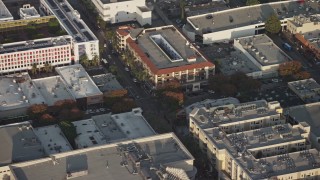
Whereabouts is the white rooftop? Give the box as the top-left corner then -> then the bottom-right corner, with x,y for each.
72,119 -> 106,148
55,64 -> 102,99
33,125 -> 73,155
19,4 -> 40,19
236,34 -> 291,66
93,108 -> 156,142
33,76 -> 75,106
0,0 -> 13,21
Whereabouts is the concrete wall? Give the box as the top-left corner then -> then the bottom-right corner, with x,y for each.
136,7 -> 152,26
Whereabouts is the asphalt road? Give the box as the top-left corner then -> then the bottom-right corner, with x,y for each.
268,33 -> 320,82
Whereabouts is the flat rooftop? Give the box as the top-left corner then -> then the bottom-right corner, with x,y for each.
56,64 -> 102,99
288,78 -> 320,101
93,108 -> 156,142
0,73 -> 46,111
204,122 -> 318,179
72,119 -> 106,148
190,99 -> 282,129
135,26 -> 212,70
219,50 -> 261,76
19,6 -> 40,18
33,125 -> 72,155
236,34 -> 290,66
0,122 -> 45,166
33,76 -> 74,106
44,0 -> 97,42
0,0 -> 13,21
11,133 -> 195,180
92,74 -> 124,93
185,1 -> 229,17
0,36 -> 71,54
288,102 -> 320,137
100,0 -> 131,4
187,0 -> 320,34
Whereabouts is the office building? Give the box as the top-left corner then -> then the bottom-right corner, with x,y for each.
122,25 -> 215,91
91,0 -> 151,25
1,133 -> 197,180
183,0 -> 320,44
288,78 -> 320,103
234,34 -> 291,77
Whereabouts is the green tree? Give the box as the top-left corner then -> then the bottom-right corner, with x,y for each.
43,62 -> 52,73
246,0 -> 260,6
79,54 -> 90,67
91,55 -> 100,66
179,0 -> 186,20
265,14 -> 282,34
109,65 -> 118,74
31,63 -> 38,75
59,121 -> 77,148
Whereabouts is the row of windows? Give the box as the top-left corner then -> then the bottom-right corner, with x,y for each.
1,60 -> 69,70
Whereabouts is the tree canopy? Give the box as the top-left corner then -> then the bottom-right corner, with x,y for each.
279,61 -> 302,76
265,14 -> 282,34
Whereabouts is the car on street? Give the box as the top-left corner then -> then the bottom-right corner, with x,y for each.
108,55 -> 112,59
176,19 -> 181,24
133,78 -> 138,83
125,67 -> 130,72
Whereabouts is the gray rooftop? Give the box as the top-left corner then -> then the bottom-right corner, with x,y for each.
19,6 -> 40,18
288,102 -> 320,137
184,1 -> 229,17
44,0 -> 97,42
0,0 -> 13,21
72,119 -> 106,148
33,125 -> 73,155
219,50 -> 261,76
137,26 -> 210,69
288,78 -> 320,102
0,73 -> 46,111
11,133 -> 195,180
0,36 -> 72,55
289,14 -> 320,27
236,34 -> 290,66
190,99 -> 282,129
93,108 -> 156,142
55,64 -> 102,99
0,122 -> 45,166
33,76 -> 75,106
92,74 -> 124,93
187,0 -> 320,34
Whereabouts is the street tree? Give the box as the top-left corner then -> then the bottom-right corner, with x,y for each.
79,54 -> 90,67
265,14 -> 282,34
31,63 -> 38,75
279,61 -> 302,76
294,71 -> 311,80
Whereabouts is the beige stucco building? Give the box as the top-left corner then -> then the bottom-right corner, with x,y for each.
189,98 -> 320,180
287,15 -> 320,35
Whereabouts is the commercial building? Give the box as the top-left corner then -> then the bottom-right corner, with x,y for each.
288,78 -> 320,103
0,73 -> 46,119
287,102 -> 320,151
3,133 -> 196,180
32,76 -> 75,106
40,0 -> 99,61
234,34 -> 291,77
91,0 -> 151,25
92,73 -> 127,97
73,108 -> 156,148
184,1 -> 228,17
55,64 -> 103,107
33,125 -> 73,155
0,0 -> 13,21
189,98 -> 320,179
287,14 -> 320,35
123,25 -> 215,91
19,4 -> 40,19
0,122 -> 45,167
183,0 -> 320,44
218,50 -> 262,78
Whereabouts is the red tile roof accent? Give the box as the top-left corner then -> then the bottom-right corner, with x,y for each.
116,26 -> 133,36
126,38 -> 215,75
